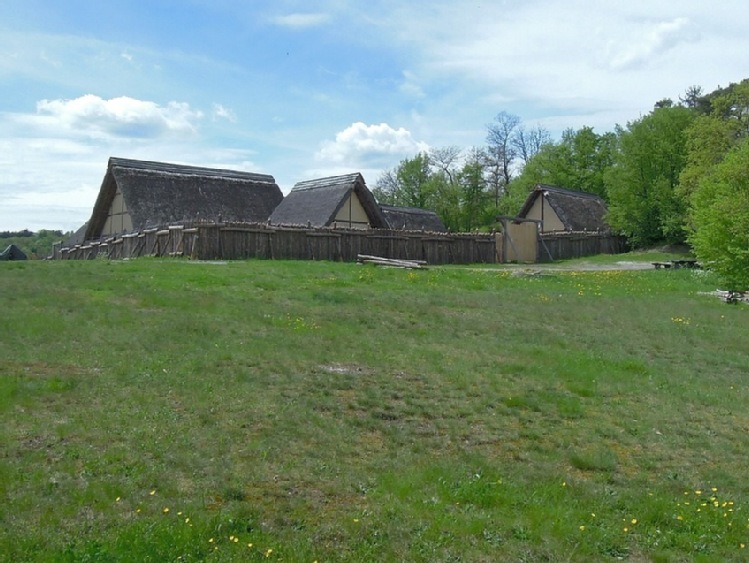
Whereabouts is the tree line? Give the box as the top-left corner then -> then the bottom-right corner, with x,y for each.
1,229 -> 70,258
372,113 -> 552,232
373,78 -> 749,288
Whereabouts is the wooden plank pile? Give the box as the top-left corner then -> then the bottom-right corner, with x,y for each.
357,254 -> 427,269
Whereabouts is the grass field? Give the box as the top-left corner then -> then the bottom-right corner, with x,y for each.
2,254 -> 749,561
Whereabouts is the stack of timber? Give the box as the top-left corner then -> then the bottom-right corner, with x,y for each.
357,254 -> 427,269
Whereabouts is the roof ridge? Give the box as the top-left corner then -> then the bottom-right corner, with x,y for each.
292,172 -> 363,191
536,184 -> 603,200
108,157 -> 276,183
381,205 -> 437,215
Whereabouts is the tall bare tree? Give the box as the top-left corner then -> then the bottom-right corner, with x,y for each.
429,146 -> 462,185
372,168 -> 400,205
512,124 -> 551,164
485,111 -> 521,207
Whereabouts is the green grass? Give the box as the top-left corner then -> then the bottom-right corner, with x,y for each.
1,257 -> 748,561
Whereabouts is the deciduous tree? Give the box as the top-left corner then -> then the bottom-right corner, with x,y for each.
689,138 -> 749,289
605,107 -> 694,246
373,152 -> 435,209
485,111 -> 521,207
512,124 -> 551,165
457,148 -> 489,230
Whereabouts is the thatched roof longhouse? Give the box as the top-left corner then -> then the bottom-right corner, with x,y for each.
517,184 -> 609,232
380,205 -> 447,232
84,157 -> 283,241
269,173 -> 388,229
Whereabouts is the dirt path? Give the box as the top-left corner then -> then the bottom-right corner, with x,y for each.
520,260 -> 654,272
463,260 -> 655,273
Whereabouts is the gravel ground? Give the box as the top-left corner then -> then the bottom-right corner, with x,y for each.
494,260 -> 656,273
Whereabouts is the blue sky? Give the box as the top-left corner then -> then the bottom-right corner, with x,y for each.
1,0 -> 747,231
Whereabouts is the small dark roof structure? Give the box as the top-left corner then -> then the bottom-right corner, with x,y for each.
0,244 -> 27,261
380,205 -> 447,232
84,157 -> 283,240
269,173 -> 388,229
517,184 -> 609,232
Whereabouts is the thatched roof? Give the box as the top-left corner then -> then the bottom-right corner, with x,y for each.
84,157 -> 283,240
380,205 -> 447,232
269,173 -> 388,229
518,184 -> 609,232
0,244 -> 27,261
65,222 -> 88,247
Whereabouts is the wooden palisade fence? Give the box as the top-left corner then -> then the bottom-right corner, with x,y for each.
52,222 -> 626,264
538,231 -> 628,262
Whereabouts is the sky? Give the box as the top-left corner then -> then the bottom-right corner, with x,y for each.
1,0 -> 747,232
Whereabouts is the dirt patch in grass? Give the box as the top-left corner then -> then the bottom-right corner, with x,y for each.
320,363 -> 372,376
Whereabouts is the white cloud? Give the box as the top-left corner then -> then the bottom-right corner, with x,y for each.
36,95 -> 203,139
608,17 -> 698,71
308,122 -> 431,185
272,13 -> 330,29
316,122 -> 430,166
0,97 -> 260,231
212,103 -> 237,123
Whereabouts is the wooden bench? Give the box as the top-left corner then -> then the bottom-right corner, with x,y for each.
653,259 -> 700,270
671,259 -> 699,269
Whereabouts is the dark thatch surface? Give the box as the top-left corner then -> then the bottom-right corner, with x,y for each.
518,184 -> 610,232
84,157 -> 283,240
65,222 -> 88,247
380,205 -> 447,232
269,173 -> 388,229
0,244 -> 27,260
